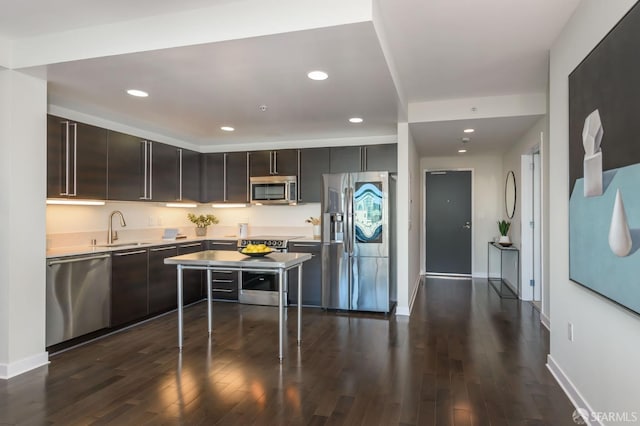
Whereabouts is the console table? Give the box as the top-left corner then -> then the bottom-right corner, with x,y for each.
487,242 -> 519,298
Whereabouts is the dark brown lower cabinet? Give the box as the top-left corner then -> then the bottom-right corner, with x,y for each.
148,245 -> 179,315
178,242 -> 204,304
210,270 -> 239,301
111,248 -> 149,327
287,242 -> 322,306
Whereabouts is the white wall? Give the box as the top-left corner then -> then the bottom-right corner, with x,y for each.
0,70 -> 48,378
0,37 -> 10,69
501,116 -> 546,248
549,0 -> 640,418
502,117 -> 547,303
420,155 -> 502,277
395,123 -> 421,315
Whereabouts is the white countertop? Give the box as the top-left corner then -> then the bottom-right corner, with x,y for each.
46,235 -> 319,259
45,236 -> 214,258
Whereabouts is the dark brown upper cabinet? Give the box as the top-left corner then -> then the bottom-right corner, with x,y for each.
151,145 -> 201,202
108,132 -> 198,202
201,151 -> 248,203
180,149 -> 201,203
329,144 -> 397,173
225,151 -> 249,203
299,148 -> 330,203
201,153 -> 224,203
47,115 -> 108,199
363,143 -> 397,173
249,149 -> 299,177
329,146 -> 362,173
107,131 -> 145,201
151,142 -> 179,202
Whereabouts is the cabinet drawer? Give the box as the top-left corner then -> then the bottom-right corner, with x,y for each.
208,270 -> 239,301
287,242 -> 321,254
208,240 -> 238,251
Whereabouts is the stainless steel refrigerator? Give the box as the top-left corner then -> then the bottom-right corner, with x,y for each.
321,171 -> 395,313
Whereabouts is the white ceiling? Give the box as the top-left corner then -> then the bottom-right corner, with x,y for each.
1,0 -> 581,154
410,116 -> 542,157
44,23 -> 398,147
0,0 -> 236,38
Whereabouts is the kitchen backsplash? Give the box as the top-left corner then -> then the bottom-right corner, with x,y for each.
46,201 -> 321,248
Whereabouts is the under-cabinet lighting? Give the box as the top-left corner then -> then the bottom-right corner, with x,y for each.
46,199 -> 106,206
463,128 -> 475,133
349,117 -> 363,124
458,149 -> 467,153
211,203 -> 248,208
165,203 -> 197,208
221,126 -> 235,132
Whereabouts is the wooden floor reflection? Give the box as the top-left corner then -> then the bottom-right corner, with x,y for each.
0,277 -> 577,425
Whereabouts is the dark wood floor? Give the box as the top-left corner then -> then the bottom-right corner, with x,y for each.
0,277 -> 577,425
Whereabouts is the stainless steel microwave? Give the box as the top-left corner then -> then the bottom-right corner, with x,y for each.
250,176 -> 297,205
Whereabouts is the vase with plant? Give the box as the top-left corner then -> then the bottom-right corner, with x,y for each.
306,217 -> 321,239
497,220 -> 511,245
188,213 -> 219,236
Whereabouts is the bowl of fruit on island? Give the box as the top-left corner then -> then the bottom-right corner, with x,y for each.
239,243 -> 273,257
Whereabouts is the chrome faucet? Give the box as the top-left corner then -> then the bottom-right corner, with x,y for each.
108,210 -> 127,244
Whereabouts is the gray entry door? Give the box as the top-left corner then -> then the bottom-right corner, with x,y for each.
425,170 -> 472,275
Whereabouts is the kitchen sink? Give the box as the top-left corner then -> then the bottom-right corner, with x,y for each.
97,242 -> 152,248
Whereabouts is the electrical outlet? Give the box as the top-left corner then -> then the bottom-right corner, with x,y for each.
158,216 -> 163,226
568,322 -> 574,341
148,216 -> 155,226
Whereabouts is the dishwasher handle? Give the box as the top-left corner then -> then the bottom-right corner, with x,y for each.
48,253 -> 111,266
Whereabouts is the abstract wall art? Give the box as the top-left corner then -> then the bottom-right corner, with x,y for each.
569,1 -> 640,315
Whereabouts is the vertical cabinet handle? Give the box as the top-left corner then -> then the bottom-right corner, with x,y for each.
60,121 -> 70,196
273,151 -> 278,175
223,153 -> 228,201
70,123 -> 78,196
297,149 -> 301,201
149,141 -> 153,200
59,121 -> 78,197
178,148 -> 183,201
140,141 -> 148,200
268,151 -> 272,175
139,141 -> 153,200
246,152 -> 250,202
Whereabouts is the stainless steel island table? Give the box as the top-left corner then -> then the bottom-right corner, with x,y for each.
164,250 -> 312,361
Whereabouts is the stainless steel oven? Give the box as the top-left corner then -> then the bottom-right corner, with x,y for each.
238,236 -> 300,306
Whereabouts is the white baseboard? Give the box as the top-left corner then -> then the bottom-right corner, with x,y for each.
396,275 -> 422,317
547,355 -> 603,426
541,312 -> 550,331
0,351 -> 49,380
396,306 -> 410,316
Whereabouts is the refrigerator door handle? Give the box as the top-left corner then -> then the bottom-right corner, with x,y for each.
344,187 -> 351,254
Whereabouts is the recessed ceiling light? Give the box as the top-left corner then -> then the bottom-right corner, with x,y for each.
307,70 -> 328,81
458,149 -> 467,153
464,128 -> 475,133
126,89 -> 148,97
349,117 -> 363,124
221,126 -> 235,132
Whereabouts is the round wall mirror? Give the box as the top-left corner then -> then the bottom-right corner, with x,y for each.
505,170 -> 516,219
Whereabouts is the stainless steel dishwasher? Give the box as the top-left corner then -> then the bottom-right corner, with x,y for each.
46,253 -> 112,346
